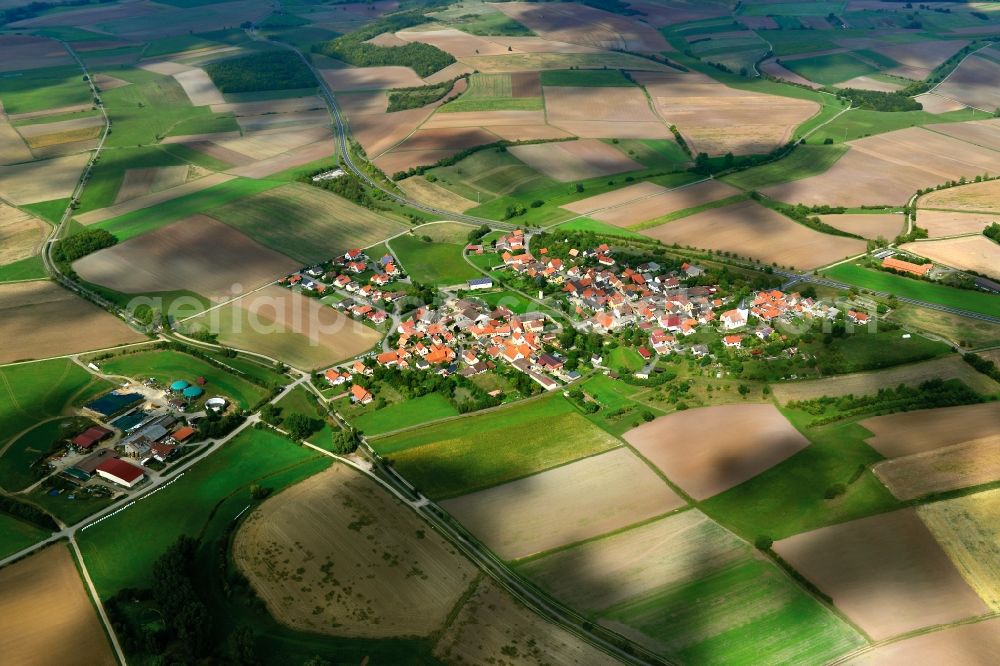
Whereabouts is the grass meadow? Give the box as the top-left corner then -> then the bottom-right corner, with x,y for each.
0,66 -> 92,114
390,234 -> 480,285
350,392 -> 459,436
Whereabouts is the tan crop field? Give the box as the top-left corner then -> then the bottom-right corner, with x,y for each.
903,236 -> 1000,278
934,55 -> 1000,111
235,109 -> 330,132
397,176 -> 478,212
567,179 -> 738,227
0,203 -> 47,265
0,118 -> 33,164
16,115 -> 103,140
774,508 -> 988,641
624,403 -> 809,500
510,139 -> 642,181
876,39 -> 968,79
23,126 -> 101,150
76,173 -> 234,225
844,618 -> 1000,666
396,28 -> 512,57
641,199 -> 865,269
73,214 -> 298,301
562,180 -> 669,215
321,65 -> 424,91
760,59 -> 822,88
493,2 -> 669,53
375,127 -> 499,173
874,434 -> 1000,501
919,488 -> 1000,611
214,126 -> 332,162
210,96 -> 324,116
441,448 -> 683,560
925,118 -> 1000,152
172,67 -> 226,106
234,463 -> 475,637
0,154 -> 89,205
0,545 -> 116,666
488,124 -> 574,141
544,85 -> 671,139
375,149 -> 456,175
113,165 -> 188,204
424,109 -> 546,128
913,210 -> 995,237
0,35 -> 72,71
434,577 -> 614,666
227,138 -> 337,179
818,213 -> 904,239
771,356 -> 1000,403
919,177 -> 1000,214
194,285 -> 382,370
914,92 -> 966,114
862,402 -> 1000,458
0,281 -> 146,363
837,76 -> 902,92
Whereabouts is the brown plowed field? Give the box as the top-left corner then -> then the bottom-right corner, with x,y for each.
876,39 -> 967,80
396,28 -> 511,57
474,36 -> 603,54
0,281 -> 145,363
423,109 -> 546,128
874,434 -> 1000,500
441,448 -> 682,560
844,618 -> 1000,665
912,210 -> 994,237
934,55 -> 1000,111
861,402 -> 1000,458
919,176 -> 1000,213
624,403 -> 808,500
926,119 -> 1000,152
818,213 -> 903,239
320,65 -> 424,91
423,61 -> 475,85
510,139 -> 642,181
493,2 -> 670,53
73,214 -> 298,301
366,31 -> 407,47
488,124 -> 575,141
113,165 -> 188,204
629,0 -> 728,27
641,199 -> 866,269
75,173 -> 234,225
210,96 -> 324,116
914,92 -> 966,114
760,59 -> 823,88
234,463 -> 476,638
0,202 -> 46,265
226,138 -> 337,178
568,179 -> 740,227
510,71 -> 541,97
903,236 -> 1000,278
0,35 -> 72,71
0,545 -> 116,666
375,127 -> 498,173
337,91 -> 438,158
544,85 -> 671,138
0,118 -> 33,165
0,154 -> 89,205
375,148 -> 459,175
774,509 -> 988,641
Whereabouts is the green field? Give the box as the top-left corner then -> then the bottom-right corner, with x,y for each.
0,417 -> 91,492
477,289 -> 537,314
608,346 -> 645,373
99,350 -> 269,409
374,394 -> 621,499
93,178 -> 282,241
824,263 -> 1000,318
0,513 -> 50,560
0,66 -> 92,114
782,53 -> 878,85
557,217 -> 648,238
351,392 -> 459,436
804,329 -> 950,374
76,146 -> 188,213
390,234 -> 480,285
0,255 -> 47,283
580,374 -> 643,412
540,69 -> 635,87
143,34 -> 223,58
608,139 -> 690,170
806,107 -> 980,144
741,1 -> 845,16
440,72 -> 543,113
723,145 -> 849,191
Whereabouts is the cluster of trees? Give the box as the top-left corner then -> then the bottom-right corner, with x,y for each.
833,88 -> 922,112
260,403 -> 325,440
387,76 -> 465,112
985,221 -> 1000,243
204,51 -> 316,93
308,169 -> 374,208
467,224 -> 490,243
0,0 -> 109,25
313,9 -> 455,77
693,141 -> 796,176
359,365 -> 502,414
964,352 -> 1000,383
0,496 -> 58,531
196,412 -> 245,440
53,228 -> 117,263
751,194 -> 863,239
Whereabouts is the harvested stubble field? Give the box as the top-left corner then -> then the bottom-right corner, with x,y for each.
16,114 -> 103,148
818,213 -> 904,239
925,119 -> 1000,153
771,356 -> 1000,403
641,199 -> 866,269
395,27 -> 512,57
874,434 -> 1000,500
862,402 -> 1000,458
509,139 -> 642,182
520,510 -> 864,664
914,92 -> 967,114
764,127 -> 1000,207
632,70 -> 818,156
396,176 -> 477,212
441,448 -> 683,561
624,403 -> 809,500
212,125 -> 333,162
543,85 -> 671,139
434,576 -> 614,665
73,214 -> 298,302
0,281 -> 145,364
234,463 -> 476,638
919,488 -> 1000,611
836,75 -> 902,92
919,177 -> 1000,214
171,67 -> 225,106
0,545 -> 116,666
911,210 -> 995,237
845,617 -> 1000,666
934,55 -> 1000,112
903,236 -> 1000,278
775,508 -> 988,640
492,2 -> 670,53
113,165 -> 188,203
566,179 -> 739,227
0,154 -> 89,205
320,65 -> 424,92
194,285 -> 381,370
207,182 -> 407,264
75,173 -> 234,226
0,203 -> 47,266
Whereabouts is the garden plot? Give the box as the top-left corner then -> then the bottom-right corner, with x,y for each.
862,402 -> 1000,458
543,85 -> 671,139
565,179 -> 738,227
845,618 -> 1000,666
771,356 -> 1000,403
441,448 -> 683,560
0,35 -> 72,72
509,139 -> 641,181
903,235 -> 1000,278
918,176 -> 1000,214
113,165 -> 188,204
320,65 -> 424,91
775,508 -> 989,640
0,281 -> 145,364
0,545 -> 116,666
818,213 -> 904,239
234,463 -> 476,638
624,404 -> 809,500
641,199 -> 865,269
874,434 -> 1000,500
73,214 -> 298,301
934,55 -> 1000,111
0,154 -> 89,205
75,172 -> 234,225
0,203 -> 46,266
493,2 -> 670,52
